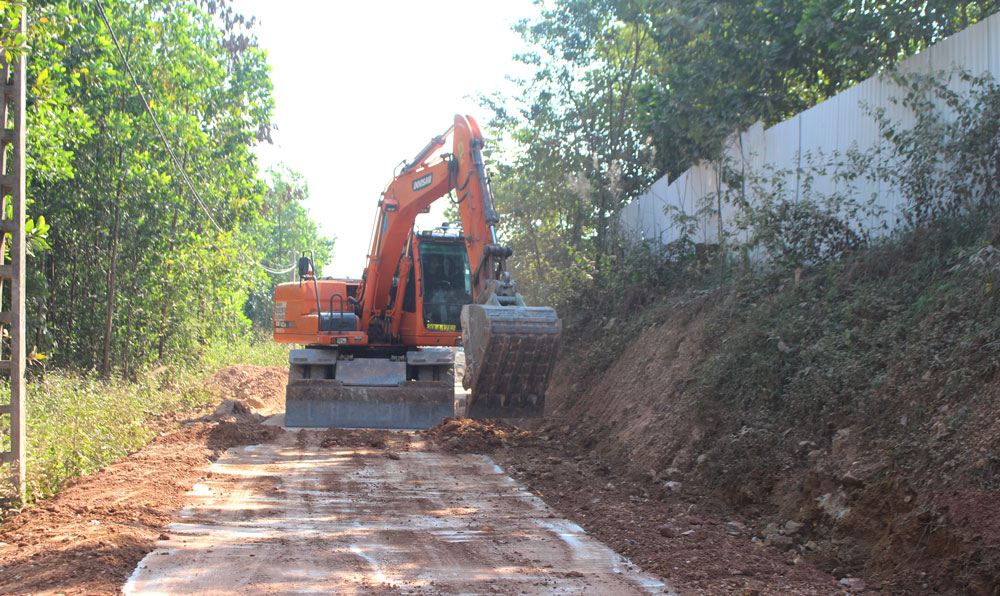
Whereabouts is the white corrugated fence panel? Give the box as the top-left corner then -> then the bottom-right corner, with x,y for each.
617,11 -> 1000,258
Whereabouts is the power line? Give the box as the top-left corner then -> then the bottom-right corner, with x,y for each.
93,0 -> 296,276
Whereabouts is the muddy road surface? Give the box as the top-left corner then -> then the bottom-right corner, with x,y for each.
124,428 -> 672,596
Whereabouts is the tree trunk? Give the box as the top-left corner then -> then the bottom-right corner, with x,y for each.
122,304 -> 133,379
157,205 -> 180,360
64,236 -> 80,341
101,197 -> 122,378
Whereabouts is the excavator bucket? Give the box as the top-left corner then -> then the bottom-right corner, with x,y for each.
460,304 -> 562,418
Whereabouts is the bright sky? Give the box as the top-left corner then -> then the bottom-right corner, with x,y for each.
234,0 -> 538,277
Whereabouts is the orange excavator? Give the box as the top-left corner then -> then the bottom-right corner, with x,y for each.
272,115 -> 561,428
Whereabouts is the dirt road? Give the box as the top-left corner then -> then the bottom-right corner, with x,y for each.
0,366 -> 847,595
123,426 -> 673,595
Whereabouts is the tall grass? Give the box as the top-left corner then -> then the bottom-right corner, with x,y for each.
200,335 -> 289,369
0,336 -> 289,509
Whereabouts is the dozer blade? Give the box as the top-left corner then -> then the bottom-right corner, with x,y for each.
461,304 -> 561,418
286,380 -> 454,429
284,349 -> 455,429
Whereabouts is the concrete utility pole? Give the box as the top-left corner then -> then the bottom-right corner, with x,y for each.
0,6 -> 28,503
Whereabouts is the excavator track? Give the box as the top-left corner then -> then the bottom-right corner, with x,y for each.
461,304 -> 561,418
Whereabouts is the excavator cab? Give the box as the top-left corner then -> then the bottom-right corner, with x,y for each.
416,237 -> 473,332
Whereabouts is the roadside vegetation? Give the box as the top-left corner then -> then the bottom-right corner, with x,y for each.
0,0 -> 334,374
0,336 -> 288,509
483,0 -> 997,308
550,190 -> 1000,593
0,0 -> 328,507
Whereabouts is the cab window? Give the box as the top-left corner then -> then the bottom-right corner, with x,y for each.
419,241 -> 472,331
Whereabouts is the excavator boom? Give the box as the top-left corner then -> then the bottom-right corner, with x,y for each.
273,115 -> 561,428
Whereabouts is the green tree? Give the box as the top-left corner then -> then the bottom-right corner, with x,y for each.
243,165 -> 335,329
483,0 -> 659,303
637,0 -> 1000,178
484,0 -> 999,305
18,0 -> 332,375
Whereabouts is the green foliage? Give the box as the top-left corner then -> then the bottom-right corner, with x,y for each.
691,218 -> 1000,496
874,70 -> 1000,229
200,330 -> 289,369
17,0 -> 332,374
636,0 -> 999,178
483,0 -> 998,308
0,2 -> 28,63
724,71 -> 1000,269
16,371 -> 206,501
482,0 -> 659,305
243,166 -> 335,328
721,147 -> 887,269
554,237 -> 708,374
554,68 -> 1000,502
0,1 -> 326,504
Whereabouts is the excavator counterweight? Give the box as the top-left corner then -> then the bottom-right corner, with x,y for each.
273,115 -> 561,429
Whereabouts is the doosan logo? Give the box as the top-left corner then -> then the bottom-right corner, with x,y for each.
412,174 -> 433,191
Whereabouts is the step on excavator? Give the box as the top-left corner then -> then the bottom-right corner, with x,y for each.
272,114 -> 561,428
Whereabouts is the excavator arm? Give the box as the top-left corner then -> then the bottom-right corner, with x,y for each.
360,115 -> 507,320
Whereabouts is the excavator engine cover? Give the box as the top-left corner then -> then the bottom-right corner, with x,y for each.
461,304 -> 561,418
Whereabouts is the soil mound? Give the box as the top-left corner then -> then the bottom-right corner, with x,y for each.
423,417 -> 534,453
208,420 -> 283,452
202,365 -> 287,416
315,428 -> 415,458
317,428 -> 395,449
544,275 -> 1000,594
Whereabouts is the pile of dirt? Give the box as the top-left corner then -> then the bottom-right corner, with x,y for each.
545,295 -> 713,478
423,417 -> 535,453
0,366 -> 288,596
208,420 -> 283,451
315,428 -> 415,459
202,365 -> 288,417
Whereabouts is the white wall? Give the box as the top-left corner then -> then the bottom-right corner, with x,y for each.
619,12 -> 1000,246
